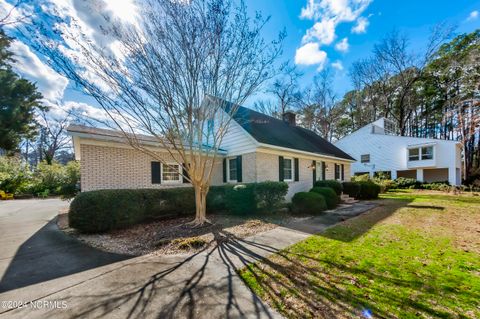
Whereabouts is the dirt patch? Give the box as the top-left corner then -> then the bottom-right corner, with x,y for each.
61,214 -> 289,256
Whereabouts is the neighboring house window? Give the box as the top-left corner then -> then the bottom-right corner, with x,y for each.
334,164 -> 340,180
283,157 -> 293,181
162,163 -> 181,183
360,154 -> 370,163
408,148 -> 420,161
228,158 -> 237,182
421,146 -> 433,160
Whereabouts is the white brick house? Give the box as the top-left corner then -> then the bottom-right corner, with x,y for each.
68,101 -> 355,200
334,118 -> 462,185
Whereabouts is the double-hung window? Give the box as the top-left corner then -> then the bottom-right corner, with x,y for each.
283,158 -> 293,181
228,158 -> 237,182
162,163 -> 181,183
421,146 -> 433,160
408,148 -> 420,161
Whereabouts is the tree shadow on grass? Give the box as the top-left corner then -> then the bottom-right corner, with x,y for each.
56,220 -> 478,319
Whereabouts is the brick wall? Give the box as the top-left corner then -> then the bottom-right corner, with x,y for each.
80,144 -> 223,191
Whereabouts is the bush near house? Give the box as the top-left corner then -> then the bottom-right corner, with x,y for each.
313,180 -> 343,196
291,192 -> 327,214
309,187 -> 338,209
342,181 -> 381,200
69,181 -> 289,232
70,188 -> 196,233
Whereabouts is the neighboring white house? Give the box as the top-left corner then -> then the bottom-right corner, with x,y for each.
68,97 -> 355,200
335,118 -> 462,185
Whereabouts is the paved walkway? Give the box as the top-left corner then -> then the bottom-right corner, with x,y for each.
0,200 -> 376,319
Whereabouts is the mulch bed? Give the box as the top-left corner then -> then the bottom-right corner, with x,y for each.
59,213 -> 292,256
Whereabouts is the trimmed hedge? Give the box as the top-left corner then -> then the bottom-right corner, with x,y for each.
69,181 -> 289,232
291,192 -> 327,214
69,189 -> 195,233
310,187 -> 338,209
313,180 -> 342,195
342,181 -> 380,200
394,177 -> 421,189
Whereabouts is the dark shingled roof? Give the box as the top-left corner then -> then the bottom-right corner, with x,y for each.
228,103 -> 355,161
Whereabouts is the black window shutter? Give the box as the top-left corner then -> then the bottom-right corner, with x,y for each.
335,164 -> 339,180
222,158 -> 227,183
182,163 -> 190,183
279,156 -> 284,181
341,164 -> 345,181
151,161 -> 161,184
312,160 -> 316,184
236,155 -> 242,182
294,158 -> 299,181
322,162 -> 326,180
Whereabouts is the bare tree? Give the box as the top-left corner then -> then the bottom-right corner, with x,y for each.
37,106 -> 76,165
268,62 -> 303,115
297,69 -> 340,141
27,0 -> 283,225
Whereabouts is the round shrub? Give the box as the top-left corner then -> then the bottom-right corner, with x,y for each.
291,192 -> 327,214
313,180 -> 343,195
342,182 -> 361,198
225,184 -> 256,215
310,187 -> 338,209
357,181 -> 381,199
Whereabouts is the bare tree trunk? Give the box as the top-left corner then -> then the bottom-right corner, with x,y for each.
192,182 -> 209,225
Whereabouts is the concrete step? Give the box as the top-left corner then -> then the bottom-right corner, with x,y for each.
340,193 -> 359,204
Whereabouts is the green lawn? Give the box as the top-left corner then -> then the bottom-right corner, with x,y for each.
239,191 -> 480,318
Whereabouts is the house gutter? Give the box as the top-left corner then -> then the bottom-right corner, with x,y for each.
256,143 -> 356,163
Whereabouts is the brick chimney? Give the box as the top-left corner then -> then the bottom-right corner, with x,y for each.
282,111 -> 296,126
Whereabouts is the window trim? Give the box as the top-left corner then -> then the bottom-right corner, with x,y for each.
283,157 -> 294,182
408,148 -> 420,161
161,163 -> 182,184
421,146 -> 434,160
227,157 -> 238,182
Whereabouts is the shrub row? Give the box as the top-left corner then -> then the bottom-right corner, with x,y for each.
313,180 -> 342,195
310,187 -> 338,209
69,181 -> 288,233
342,181 -> 381,199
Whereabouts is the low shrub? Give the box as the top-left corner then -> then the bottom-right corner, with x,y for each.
69,188 -> 195,233
69,181 -> 289,232
342,181 -> 381,200
342,181 -> 361,198
225,184 -> 256,215
351,174 -> 370,182
372,178 -> 396,193
254,181 -> 288,211
356,181 -> 381,199
394,177 -> 421,189
291,192 -> 327,214
313,180 -> 342,195
420,182 -> 450,191
310,187 -> 338,209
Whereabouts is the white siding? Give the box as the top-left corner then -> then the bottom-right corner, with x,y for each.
335,120 -> 462,185
217,110 -> 257,156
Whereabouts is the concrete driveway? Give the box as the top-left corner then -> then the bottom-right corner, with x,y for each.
0,198 -> 376,318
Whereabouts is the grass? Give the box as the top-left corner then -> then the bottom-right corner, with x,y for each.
238,191 -> 480,318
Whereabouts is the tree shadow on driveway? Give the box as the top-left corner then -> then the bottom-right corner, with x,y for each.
0,217 -> 132,293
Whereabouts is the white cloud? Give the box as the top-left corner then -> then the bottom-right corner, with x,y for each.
466,10 -> 479,21
295,42 -> 327,70
9,40 -> 69,102
303,18 -> 336,45
335,37 -> 349,52
331,60 -> 344,70
297,0 -> 371,69
352,16 -> 369,33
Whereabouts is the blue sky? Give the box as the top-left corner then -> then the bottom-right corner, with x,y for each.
1,0 -> 479,115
